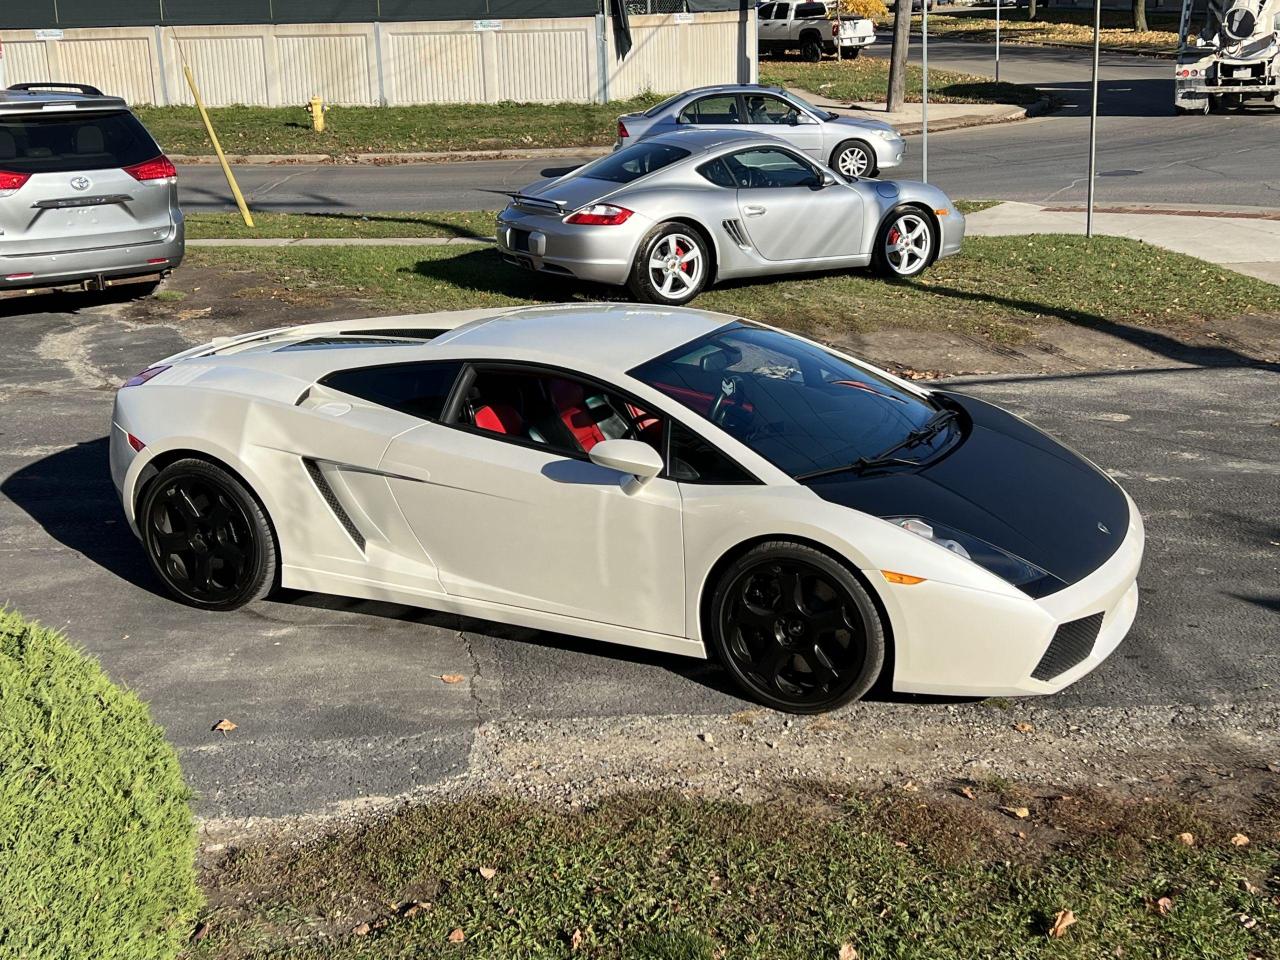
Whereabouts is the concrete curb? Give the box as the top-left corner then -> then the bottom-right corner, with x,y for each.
170,96 -> 1049,166
188,236 -> 493,247
894,29 -> 1177,59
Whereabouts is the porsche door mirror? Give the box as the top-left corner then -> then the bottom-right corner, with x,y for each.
589,438 -> 665,492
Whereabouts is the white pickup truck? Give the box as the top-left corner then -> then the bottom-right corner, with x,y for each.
757,1 -> 877,61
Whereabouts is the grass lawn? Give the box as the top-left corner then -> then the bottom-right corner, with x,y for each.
186,234 -> 1280,344
888,8 -> 1180,55
192,785 -> 1279,959
760,59 -> 1039,105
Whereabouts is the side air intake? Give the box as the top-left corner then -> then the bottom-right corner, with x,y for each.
1031,613 -> 1104,681
303,459 -> 366,551
722,219 -> 750,248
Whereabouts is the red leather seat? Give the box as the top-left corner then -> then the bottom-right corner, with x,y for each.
549,379 -> 606,452
474,403 -> 524,436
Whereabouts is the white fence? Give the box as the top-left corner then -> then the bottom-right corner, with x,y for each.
0,10 -> 756,107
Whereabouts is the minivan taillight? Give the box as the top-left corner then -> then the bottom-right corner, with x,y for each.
122,365 -> 170,387
0,170 -> 31,196
124,155 -> 177,183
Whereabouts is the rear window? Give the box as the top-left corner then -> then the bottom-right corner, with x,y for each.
579,142 -> 691,184
0,110 -> 161,174
319,360 -> 464,422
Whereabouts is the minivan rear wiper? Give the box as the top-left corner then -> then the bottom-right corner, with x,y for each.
795,409 -> 959,481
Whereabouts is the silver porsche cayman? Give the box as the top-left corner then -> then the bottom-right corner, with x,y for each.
496,129 -> 965,306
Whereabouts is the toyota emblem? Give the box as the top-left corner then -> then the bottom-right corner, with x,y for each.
70,176 -> 91,191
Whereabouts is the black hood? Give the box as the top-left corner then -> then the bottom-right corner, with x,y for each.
803,392 -> 1129,590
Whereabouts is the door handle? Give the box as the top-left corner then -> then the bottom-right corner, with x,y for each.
743,205 -> 767,217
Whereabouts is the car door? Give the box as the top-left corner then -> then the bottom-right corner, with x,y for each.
724,146 -> 865,262
737,93 -> 824,160
379,363 -> 686,637
759,1 -> 791,42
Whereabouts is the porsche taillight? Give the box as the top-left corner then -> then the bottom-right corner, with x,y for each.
565,204 -> 634,226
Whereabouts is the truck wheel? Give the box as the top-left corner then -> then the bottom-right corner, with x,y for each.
801,36 -> 823,61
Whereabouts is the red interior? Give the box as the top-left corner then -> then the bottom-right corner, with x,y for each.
550,379 -> 606,452
473,403 -> 524,435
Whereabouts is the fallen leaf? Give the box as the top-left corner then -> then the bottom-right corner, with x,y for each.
893,840 -> 908,848
1239,914 -> 1257,930
400,900 -> 430,918
1049,909 -> 1077,939
1241,878 -> 1260,895
838,945 -> 858,960
438,674 -> 466,684
1014,722 -> 1036,733
352,922 -> 371,936
191,921 -> 210,942
448,927 -> 465,942
1000,805 -> 1030,820
570,928 -> 584,951
901,780 -> 919,793
211,718 -> 237,734
958,786 -> 977,801
1176,832 -> 1196,846
479,866 -> 497,880
1154,896 -> 1173,915
1231,833 -> 1251,847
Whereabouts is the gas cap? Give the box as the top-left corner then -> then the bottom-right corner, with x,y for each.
876,182 -> 901,199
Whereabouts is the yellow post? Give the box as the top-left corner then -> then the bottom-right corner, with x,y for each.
307,96 -> 326,133
183,65 -> 253,228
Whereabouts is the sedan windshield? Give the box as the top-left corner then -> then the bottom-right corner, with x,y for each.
630,324 -> 954,478
575,142 -> 691,184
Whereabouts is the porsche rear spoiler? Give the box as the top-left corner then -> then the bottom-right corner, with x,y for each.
507,193 -> 567,214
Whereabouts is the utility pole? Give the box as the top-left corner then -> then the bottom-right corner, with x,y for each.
922,0 -> 929,182
994,0 -> 1001,82
1086,0 -> 1101,237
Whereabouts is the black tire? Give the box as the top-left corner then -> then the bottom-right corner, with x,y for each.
626,221 -> 711,305
871,206 -> 938,279
708,541 -> 885,713
842,47 -> 861,60
800,35 -> 823,62
831,139 -> 877,180
138,458 -> 278,611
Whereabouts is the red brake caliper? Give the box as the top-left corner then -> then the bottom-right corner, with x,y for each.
888,227 -> 900,245
675,243 -> 690,273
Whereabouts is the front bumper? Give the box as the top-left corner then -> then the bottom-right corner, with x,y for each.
937,206 -> 966,259
885,491 -> 1144,697
872,136 -> 906,171
495,207 -> 649,286
0,223 -> 184,295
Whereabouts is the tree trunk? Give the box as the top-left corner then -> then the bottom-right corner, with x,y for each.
1027,0 -> 1038,21
886,0 -> 912,113
1131,0 -> 1148,31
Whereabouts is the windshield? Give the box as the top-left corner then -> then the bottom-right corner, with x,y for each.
630,324 -> 951,478
574,142 -> 691,184
778,90 -> 836,122
0,110 -> 161,174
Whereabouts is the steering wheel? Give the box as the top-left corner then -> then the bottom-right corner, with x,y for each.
708,375 -> 750,428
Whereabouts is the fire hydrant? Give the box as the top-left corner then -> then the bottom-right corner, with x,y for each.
305,96 -> 327,133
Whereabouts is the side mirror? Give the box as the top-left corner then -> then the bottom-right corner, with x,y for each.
820,171 -> 839,188
589,439 -> 665,492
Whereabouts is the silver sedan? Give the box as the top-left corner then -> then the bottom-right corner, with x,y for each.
616,84 -> 905,180
496,129 -> 964,306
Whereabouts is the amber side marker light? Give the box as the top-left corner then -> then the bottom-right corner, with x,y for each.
881,571 -> 926,585
933,208 -> 950,217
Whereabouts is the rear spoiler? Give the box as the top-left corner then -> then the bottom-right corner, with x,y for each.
507,193 -> 567,214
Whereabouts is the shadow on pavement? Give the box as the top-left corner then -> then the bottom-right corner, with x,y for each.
0,283 -> 159,319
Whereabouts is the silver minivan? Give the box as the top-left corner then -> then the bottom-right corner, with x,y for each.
0,82 -> 183,298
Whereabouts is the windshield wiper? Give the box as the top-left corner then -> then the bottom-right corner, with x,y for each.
795,409 -> 959,481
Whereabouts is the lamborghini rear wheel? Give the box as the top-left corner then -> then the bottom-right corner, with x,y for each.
139,458 -> 278,611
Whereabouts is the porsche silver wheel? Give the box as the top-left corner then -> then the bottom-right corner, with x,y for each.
878,211 -> 934,278
642,230 -> 706,303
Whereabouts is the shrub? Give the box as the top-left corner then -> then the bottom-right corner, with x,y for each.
837,0 -> 890,19
0,610 -> 201,959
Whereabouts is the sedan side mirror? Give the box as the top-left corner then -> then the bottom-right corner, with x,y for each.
821,171 -> 839,188
589,439 -> 665,492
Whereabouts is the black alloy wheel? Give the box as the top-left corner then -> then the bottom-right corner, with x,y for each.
139,459 -> 277,611
710,542 -> 885,712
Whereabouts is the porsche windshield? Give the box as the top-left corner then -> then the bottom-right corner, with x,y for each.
630,324 -> 954,478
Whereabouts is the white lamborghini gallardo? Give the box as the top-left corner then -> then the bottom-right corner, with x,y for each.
110,305 -> 1144,713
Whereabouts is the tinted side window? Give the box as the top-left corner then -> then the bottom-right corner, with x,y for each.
320,361 -> 463,421
773,2 -> 791,17
668,421 -> 756,484
696,158 -> 736,188
0,111 -> 162,174
580,142 -> 691,183
757,2 -> 776,18
723,148 -> 819,189
678,95 -> 741,125
795,2 -> 829,17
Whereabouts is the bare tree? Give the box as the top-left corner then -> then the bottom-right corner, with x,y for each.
886,0 -> 911,112
1132,0 -> 1148,31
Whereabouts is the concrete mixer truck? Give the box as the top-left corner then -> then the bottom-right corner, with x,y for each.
1175,0 -> 1280,112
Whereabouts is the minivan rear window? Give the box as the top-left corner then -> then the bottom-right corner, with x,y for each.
578,142 -> 691,184
0,111 -> 162,174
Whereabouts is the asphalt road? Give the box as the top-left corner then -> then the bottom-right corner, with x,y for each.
0,300 -> 1276,819
176,39 -> 1280,214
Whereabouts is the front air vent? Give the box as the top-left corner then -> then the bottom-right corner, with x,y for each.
722,218 -> 750,248
303,459 -> 365,551
1031,612 -> 1105,681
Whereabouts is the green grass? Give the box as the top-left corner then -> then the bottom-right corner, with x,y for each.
185,210 -> 498,240
884,8 -> 1181,55
761,59 -> 1039,105
139,98 -> 661,157
954,198 -> 1002,215
186,234 -> 1280,344
192,787 -> 1279,959
0,609 -> 201,959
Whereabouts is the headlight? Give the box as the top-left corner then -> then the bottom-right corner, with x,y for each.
871,128 -> 901,141
887,516 -> 1064,597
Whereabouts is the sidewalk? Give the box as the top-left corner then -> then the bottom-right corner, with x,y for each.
785,86 -> 1051,135
965,201 -> 1280,285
